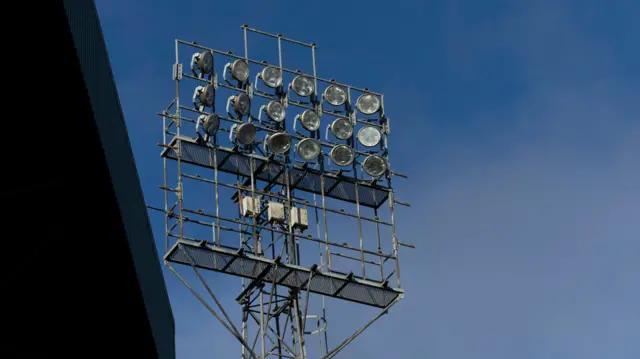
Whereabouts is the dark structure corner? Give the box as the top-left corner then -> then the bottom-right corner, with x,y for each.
3,1 -> 175,358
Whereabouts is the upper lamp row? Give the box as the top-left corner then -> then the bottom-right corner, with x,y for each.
192,52 -> 382,116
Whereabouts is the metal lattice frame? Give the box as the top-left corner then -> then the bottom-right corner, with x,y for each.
149,25 -> 413,359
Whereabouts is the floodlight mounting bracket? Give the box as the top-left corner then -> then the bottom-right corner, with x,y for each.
172,63 -> 183,80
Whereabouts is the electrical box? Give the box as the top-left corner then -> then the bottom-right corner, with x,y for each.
241,195 -> 262,217
289,207 -> 308,230
267,201 -> 285,224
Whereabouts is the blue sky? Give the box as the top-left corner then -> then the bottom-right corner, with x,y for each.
95,0 -> 639,358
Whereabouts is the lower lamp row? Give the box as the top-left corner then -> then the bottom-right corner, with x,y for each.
197,114 -> 388,178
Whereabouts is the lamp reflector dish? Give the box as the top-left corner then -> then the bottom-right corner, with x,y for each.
197,51 -> 213,74
199,85 -> 215,107
292,76 -> 315,97
356,93 -> 380,115
266,100 -> 285,122
300,110 -> 320,131
330,118 -> 353,140
323,85 -> 346,106
330,145 -> 355,166
230,59 -> 249,82
357,126 -> 382,147
296,138 -> 321,161
267,133 -> 292,154
202,114 -> 220,135
236,122 -> 256,145
362,155 -> 387,177
233,93 -> 251,116
261,66 -> 283,88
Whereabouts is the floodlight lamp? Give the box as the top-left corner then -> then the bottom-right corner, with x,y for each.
362,155 -> 387,178
235,122 -> 256,145
291,75 -> 315,97
196,51 -> 213,74
266,100 -> 285,122
267,132 -> 291,154
323,85 -> 346,106
201,114 -> 220,135
232,93 -> 251,116
230,59 -> 249,82
261,66 -> 283,88
296,138 -> 321,161
200,85 -> 215,107
330,118 -> 353,140
356,93 -> 380,115
357,126 -> 381,147
330,145 -> 355,167
300,110 -> 320,132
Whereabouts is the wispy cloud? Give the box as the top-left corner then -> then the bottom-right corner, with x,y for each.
378,2 -> 640,358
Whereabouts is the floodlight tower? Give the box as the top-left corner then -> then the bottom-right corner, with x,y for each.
150,25 -> 414,359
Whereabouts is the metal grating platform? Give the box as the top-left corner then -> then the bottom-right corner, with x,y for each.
161,136 -> 391,208
166,239 -> 403,308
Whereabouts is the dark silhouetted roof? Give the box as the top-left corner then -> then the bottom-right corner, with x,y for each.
3,1 -> 175,358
